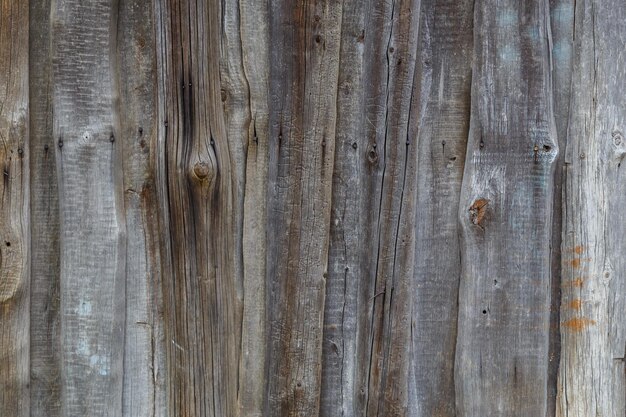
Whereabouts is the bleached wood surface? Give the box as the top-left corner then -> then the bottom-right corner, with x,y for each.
1,0 -> 624,416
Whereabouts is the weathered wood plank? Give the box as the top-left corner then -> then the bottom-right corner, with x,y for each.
455,1 -> 558,416
0,1 -> 29,416
411,1 -> 473,415
557,1 -> 626,415
154,0 -> 241,415
236,0 -> 271,414
51,0 -> 126,414
358,0 -> 422,416
319,0 -> 366,415
116,0 -> 167,415
547,0 -> 575,414
29,0 -> 61,415
264,0 -> 342,415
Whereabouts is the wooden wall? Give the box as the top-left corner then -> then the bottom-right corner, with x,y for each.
0,0 -> 622,415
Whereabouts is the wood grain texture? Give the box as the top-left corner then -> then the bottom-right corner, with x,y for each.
0,1 -> 29,416
117,0 -> 167,415
557,1 -> 626,415
236,0 -> 270,415
358,1 -> 422,416
547,0 -> 574,414
29,0 -> 61,416
320,0 -> 366,415
455,0 -> 558,416
411,1 -> 473,415
13,1 -> 626,416
154,0 -> 241,415
264,0 -> 342,415
51,0 -> 126,414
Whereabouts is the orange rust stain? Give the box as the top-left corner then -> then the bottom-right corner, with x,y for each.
569,257 -> 591,268
562,318 -> 595,332
573,245 -> 584,255
567,299 -> 582,310
562,278 -> 584,288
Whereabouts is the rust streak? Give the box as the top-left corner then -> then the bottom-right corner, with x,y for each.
562,318 -> 596,332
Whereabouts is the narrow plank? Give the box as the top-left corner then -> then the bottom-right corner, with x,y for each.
455,1 -> 558,416
116,0 -> 167,415
350,0 -> 396,414
154,0 -> 241,415
51,0 -> 126,414
0,1 -> 30,416
29,0 -> 61,415
358,0 -> 422,416
411,1 -> 473,415
547,0 -> 575,414
557,1 -> 626,415
264,0 -> 342,414
237,0 -> 271,414
319,0 -> 367,415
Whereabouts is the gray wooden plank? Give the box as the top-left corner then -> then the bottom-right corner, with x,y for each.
411,1 -> 473,415
51,0 -> 126,414
264,0 -> 342,415
29,0 -> 62,415
557,1 -> 626,415
455,1 -> 558,415
319,0 -> 367,415
153,0 -> 241,415
0,1 -> 30,416
237,0 -> 271,414
116,0 -> 167,415
547,0 -> 575,415
358,1 -> 423,416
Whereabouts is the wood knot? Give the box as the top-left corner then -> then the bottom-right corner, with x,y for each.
469,198 -> 489,226
193,162 -> 210,180
367,146 -> 378,164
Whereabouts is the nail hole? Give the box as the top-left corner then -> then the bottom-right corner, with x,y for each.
543,145 -> 552,152
5,241 -> 10,247
482,310 -> 487,315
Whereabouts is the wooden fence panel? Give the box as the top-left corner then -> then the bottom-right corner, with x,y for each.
1,1 -> 624,416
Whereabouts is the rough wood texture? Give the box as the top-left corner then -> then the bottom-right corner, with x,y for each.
557,0 -> 626,415
411,1 -> 473,415
0,1 -> 29,416
8,1 -> 626,416
320,0 -> 366,415
264,0 -> 342,415
455,1 -> 558,416
547,0 -> 574,414
236,0 -> 270,415
29,0 -> 61,416
358,1 -> 422,416
51,0 -> 126,414
154,0 -> 241,415
117,0 -> 167,415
